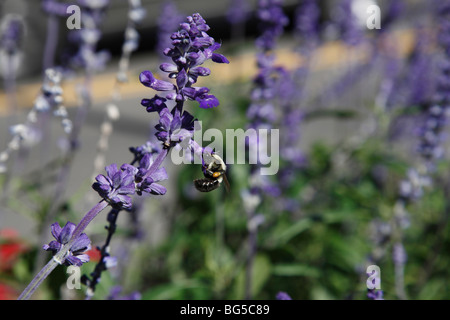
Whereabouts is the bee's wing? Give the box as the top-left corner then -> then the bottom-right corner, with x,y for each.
223,173 -> 230,193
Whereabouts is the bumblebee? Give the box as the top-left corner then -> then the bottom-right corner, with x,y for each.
194,153 -> 230,192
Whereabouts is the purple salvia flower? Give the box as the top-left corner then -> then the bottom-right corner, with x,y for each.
129,140 -> 160,164
242,2 -> 287,299
141,94 -> 169,113
417,2 -> 450,171
255,0 -> 288,52
333,0 -> 363,46
0,15 -> 24,55
43,222 -> 91,266
381,0 -> 404,31
398,168 -> 431,202
226,0 -> 250,26
155,108 -> 195,148
245,0 -> 287,197
393,242 -> 407,266
141,13 -> 229,111
66,0 -> 111,71
121,153 -> 169,196
294,0 -> 320,52
92,163 -> 136,209
140,70 -> 177,92
157,0 -> 183,63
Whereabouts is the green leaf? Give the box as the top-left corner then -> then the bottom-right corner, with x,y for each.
141,280 -> 206,300
232,254 -> 272,299
270,219 -> 313,246
272,264 -> 320,277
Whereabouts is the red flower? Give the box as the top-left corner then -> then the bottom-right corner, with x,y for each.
0,229 -> 28,272
86,247 -> 101,263
0,283 -> 17,300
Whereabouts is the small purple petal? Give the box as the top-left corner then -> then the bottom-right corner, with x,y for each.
139,70 -> 176,91
50,222 -> 62,240
65,255 -> 85,267
190,66 -> 211,76
71,233 -> 91,253
197,94 -> 219,108
151,167 -> 168,182
176,69 -> 189,89
212,53 -> 230,64
58,222 -> 76,244
147,183 -> 167,195
159,63 -> 178,73
105,163 -> 119,179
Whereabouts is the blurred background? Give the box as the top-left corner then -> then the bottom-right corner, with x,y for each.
0,0 -> 449,300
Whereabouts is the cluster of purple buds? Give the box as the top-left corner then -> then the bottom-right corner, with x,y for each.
0,68 -> 71,173
140,13 -> 229,149
35,68 -> 72,134
68,0 -> 110,71
248,0 -> 287,126
0,14 -> 24,55
41,0 -> 71,16
294,0 -> 320,52
92,155 -> 169,210
417,1 -> 450,171
255,0 -> 288,52
333,0 -> 363,46
398,168 -> 431,202
43,222 -> 91,266
116,0 -> 146,82
156,0 -> 183,64
226,0 -> 250,26
129,141 -> 160,164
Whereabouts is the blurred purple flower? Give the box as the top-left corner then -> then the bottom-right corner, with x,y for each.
276,291 -> 292,300
157,0 -> 183,62
255,0 -> 288,51
417,4 -> 450,170
107,286 -> 141,300
333,0 -> 363,46
0,15 -> 24,55
367,288 -> 384,300
295,0 -> 320,52
226,0 -> 250,25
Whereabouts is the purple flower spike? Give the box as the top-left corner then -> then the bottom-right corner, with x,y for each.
142,13 -> 228,113
92,163 -> 136,209
43,222 -> 91,267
